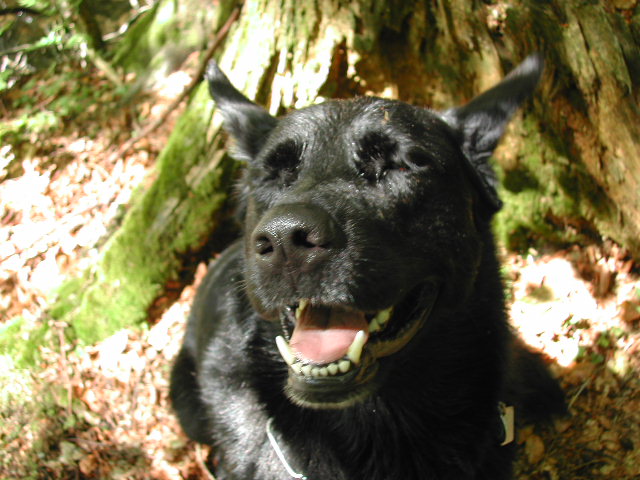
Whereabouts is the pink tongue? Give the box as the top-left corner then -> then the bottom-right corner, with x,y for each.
290,305 -> 368,364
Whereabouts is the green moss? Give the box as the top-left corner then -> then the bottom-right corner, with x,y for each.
493,115 -> 611,252
55,84 -> 239,346
0,317 -> 51,368
111,2 -> 160,70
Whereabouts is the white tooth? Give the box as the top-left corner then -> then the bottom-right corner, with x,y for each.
291,363 -> 302,375
319,367 -> 329,377
338,360 -> 351,373
311,367 -> 320,377
369,319 -> 380,333
369,307 -> 392,333
275,336 -> 295,365
296,299 -> 309,319
375,307 -> 392,325
301,364 -> 313,376
347,330 -> 367,365
328,363 -> 339,375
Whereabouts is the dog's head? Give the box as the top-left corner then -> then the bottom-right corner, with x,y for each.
207,56 -> 542,408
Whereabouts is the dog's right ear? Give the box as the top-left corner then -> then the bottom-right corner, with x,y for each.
441,54 -> 544,216
206,61 -> 277,161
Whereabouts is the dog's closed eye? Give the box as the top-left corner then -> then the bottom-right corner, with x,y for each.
355,131 -> 400,181
263,139 -> 303,185
405,147 -> 445,173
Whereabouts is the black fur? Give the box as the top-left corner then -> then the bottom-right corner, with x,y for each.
170,55 -> 566,479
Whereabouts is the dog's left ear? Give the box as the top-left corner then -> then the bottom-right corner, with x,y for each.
442,54 -> 544,215
206,61 -> 277,161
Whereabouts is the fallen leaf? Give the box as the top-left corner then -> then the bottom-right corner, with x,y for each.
525,434 -> 545,464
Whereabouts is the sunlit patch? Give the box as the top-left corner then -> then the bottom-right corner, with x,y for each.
507,255 -> 637,368
156,71 -> 192,100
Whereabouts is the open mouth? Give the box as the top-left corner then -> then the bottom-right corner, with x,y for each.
274,285 -> 438,408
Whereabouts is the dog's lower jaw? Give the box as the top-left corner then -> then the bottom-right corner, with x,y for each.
284,351 -> 380,409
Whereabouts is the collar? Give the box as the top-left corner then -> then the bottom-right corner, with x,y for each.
266,418 -> 309,480
499,402 -> 515,446
266,403 -> 515,479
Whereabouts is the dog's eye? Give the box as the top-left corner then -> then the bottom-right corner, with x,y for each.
406,147 -> 440,170
356,132 -> 399,182
263,140 -> 302,185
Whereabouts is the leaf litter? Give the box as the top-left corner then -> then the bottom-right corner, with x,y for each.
1,62 -> 639,479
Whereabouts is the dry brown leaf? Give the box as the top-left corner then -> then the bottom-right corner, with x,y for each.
525,434 -> 545,464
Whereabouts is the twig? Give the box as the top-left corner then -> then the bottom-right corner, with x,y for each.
567,377 -> 591,410
112,5 -> 242,161
0,43 -> 41,56
103,6 -> 153,42
54,321 -> 74,419
86,47 -> 124,87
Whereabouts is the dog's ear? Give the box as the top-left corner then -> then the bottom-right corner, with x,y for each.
206,61 -> 277,160
442,54 -> 544,214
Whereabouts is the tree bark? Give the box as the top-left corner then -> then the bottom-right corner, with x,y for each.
77,0 -> 105,51
58,0 -> 640,343
215,0 -> 640,258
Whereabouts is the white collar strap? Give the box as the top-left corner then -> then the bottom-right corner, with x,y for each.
266,417 -> 309,480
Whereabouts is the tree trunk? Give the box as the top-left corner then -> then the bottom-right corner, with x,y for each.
77,0 -> 105,51
58,0 -> 640,343
196,0 -> 640,258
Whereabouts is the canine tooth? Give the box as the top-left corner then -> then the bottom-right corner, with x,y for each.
338,360 -> 351,373
275,336 -> 295,365
291,363 -> 302,375
301,364 -> 313,376
328,363 -> 339,375
375,307 -> 392,325
295,299 -> 310,319
347,330 -> 367,365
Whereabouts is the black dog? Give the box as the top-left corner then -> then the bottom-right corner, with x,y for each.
170,55 -> 565,479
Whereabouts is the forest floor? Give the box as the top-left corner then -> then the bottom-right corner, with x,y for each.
1,62 -> 639,480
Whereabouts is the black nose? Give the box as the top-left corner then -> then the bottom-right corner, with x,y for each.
251,204 -> 343,273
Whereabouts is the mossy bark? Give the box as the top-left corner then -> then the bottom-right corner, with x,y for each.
218,0 -> 640,258
490,1 -> 640,256
57,84 -> 239,345
57,0 -> 640,345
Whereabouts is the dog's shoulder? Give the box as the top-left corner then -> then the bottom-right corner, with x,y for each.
185,241 -> 250,358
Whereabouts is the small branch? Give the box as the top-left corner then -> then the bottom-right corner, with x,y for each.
86,47 -> 124,87
77,0 -> 105,51
567,377 -> 591,410
0,7 -> 43,16
103,6 -> 152,42
0,42 -> 51,56
54,321 -> 74,419
113,5 -> 242,161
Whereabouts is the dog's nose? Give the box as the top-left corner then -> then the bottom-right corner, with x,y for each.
251,204 -> 343,272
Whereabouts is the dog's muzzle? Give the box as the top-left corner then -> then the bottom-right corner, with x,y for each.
249,203 -> 440,409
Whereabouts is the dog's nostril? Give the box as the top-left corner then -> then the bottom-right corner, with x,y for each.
292,229 -> 323,249
255,236 -> 274,256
